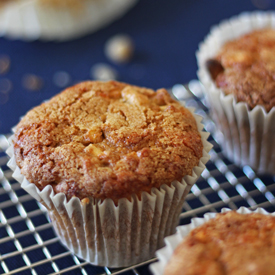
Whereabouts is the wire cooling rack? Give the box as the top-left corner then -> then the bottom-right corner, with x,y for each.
0,80 -> 275,275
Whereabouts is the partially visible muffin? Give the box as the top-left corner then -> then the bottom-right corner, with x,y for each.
0,0 -> 138,41
207,28 -> 275,112
197,12 -> 275,174
164,211 -> 275,275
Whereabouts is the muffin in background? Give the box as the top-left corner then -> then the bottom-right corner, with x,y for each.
0,0 -> 138,41
150,207 -> 275,275
206,28 -> 275,112
7,80 -> 212,267
197,11 -> 275,175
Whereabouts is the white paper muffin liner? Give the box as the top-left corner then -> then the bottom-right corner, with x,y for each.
150,206 -> 275,275
0,0 -> 138,41
197,11 -> 275,175
6,107 -> 212,267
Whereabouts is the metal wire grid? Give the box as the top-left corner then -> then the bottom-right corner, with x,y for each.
0,80 -> 274,275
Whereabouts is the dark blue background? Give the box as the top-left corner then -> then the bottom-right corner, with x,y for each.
0,0 -> 274,134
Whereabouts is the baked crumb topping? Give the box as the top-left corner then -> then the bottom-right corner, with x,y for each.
164,211 -> 275,275
14,81 -> 203,202
207,28 -> 275,112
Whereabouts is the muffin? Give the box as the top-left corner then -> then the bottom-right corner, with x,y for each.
206,28 -> 275,112
150,207 -> 275,275
197,11 -> 275,174
7,80 -> 212,267
0,0 -> 137,41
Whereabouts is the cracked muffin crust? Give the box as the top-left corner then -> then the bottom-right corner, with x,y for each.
207,28 -> 275,112
164,211 -> 275,275
13,81 -> 203,202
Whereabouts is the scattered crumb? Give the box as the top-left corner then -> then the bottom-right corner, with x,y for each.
53,71 -> 71,88
105,34 -> 134,63
0,55 -> 10,75
90,63 -> 118,81
0,78 -> 12,94
22,74 -> 43,91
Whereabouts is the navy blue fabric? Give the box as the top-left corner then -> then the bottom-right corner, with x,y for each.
0,0 -> 275,134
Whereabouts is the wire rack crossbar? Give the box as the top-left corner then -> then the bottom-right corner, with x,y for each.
0,80 -> 274,275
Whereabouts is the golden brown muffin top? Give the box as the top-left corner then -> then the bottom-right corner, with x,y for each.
39,0 -> 87,9
0,0 -> 16,6
13,81 -> 203,202
164,211 -> 275,275
207,28 -> 275,112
